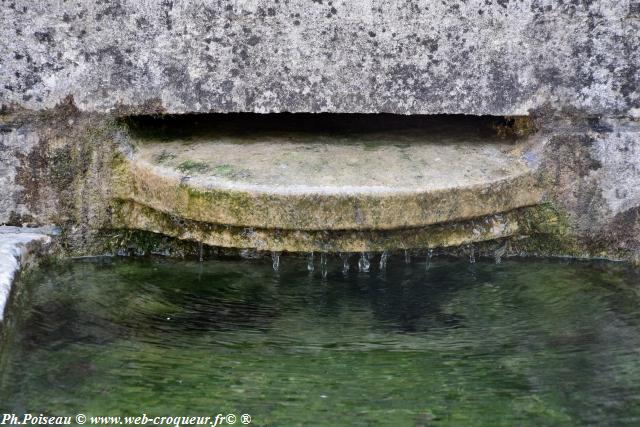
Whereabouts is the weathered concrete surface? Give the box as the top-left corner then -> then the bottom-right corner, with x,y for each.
0,111 -> 122,239
1,1 -> 638,116
117,125 -> 543,232
538,117 -> 640,259
0,122 -> 41,225
0,226 -> 51,321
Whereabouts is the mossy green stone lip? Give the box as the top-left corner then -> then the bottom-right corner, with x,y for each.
114,129 -> 544,232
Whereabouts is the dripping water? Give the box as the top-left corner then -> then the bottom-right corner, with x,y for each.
198,242 -> 204,263
320,253 -> 328,278
340,253 -> 350,275
271,251 -> 281,271
379,251 -> 389,270
307,252 -> 315,272
426,248 -> 433,270
358,252 -> 371,272
404,250 -> 411,264
494,242 -> 507,264
467,245 -> 476,264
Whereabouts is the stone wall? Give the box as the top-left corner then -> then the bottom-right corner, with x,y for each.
0,123 -> 40,225
538,116 -> 640,259
1,0 -> 638,115
0,109 -> 121,253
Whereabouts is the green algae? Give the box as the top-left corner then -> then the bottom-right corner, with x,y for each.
152,150 -> 176,164
177,160 -> 209,174
109,198 -> 525,253
2,257 -> 640,425
211,164 -> 235,176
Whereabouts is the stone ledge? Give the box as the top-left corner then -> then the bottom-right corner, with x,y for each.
1,1 -> 636,115
115,122 -> 544,231
112,200 -> 534,253
0,227 -> 52,321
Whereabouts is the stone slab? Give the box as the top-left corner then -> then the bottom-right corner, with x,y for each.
1,0 -> 637,115
116,124 -> 544,231
0,227 -> 51,321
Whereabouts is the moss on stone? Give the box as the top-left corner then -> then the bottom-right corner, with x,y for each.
108,198 -> 535,253
177,160 -> 209,174
153,150 -> 176,164
511,203 -> 604,258
211,164 -> 236,177
9,108 -> 636,262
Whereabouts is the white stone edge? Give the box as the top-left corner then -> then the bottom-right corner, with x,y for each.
0,228 -> 52,322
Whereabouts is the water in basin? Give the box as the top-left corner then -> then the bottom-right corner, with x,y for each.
1,256 -> 639,426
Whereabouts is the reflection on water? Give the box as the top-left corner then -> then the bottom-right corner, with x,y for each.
1,256 -> 640,426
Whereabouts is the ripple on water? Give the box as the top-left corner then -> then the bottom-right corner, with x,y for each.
1,256 -> 639,425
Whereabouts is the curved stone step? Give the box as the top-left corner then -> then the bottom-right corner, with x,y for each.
112,199 -> 528,253
115,127 -> 543,234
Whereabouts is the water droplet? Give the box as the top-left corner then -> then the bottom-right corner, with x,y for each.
379,251 -> 389,270
494,242 -> 507,264
467,245 -> 476,264
307,252 -> 315,272
340,253 -> 350,274
199,242 -> 204,263
426,249 -> 433,270
271,251 -> 281,271
404,250 -> 411,264
320,253 -> 328,278
358,252 -> 370,272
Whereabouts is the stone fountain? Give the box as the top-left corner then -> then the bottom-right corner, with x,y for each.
1,1 -> 639,316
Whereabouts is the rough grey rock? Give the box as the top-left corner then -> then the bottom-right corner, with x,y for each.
541,117 -> 640,255
1,0 -> 638,115
0,125 -> 40,225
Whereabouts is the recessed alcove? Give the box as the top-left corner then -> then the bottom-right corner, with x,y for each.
124,113 -> 534,140
113,113 -> 543,252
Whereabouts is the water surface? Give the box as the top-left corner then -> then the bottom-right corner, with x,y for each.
1,256 -> 639,426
